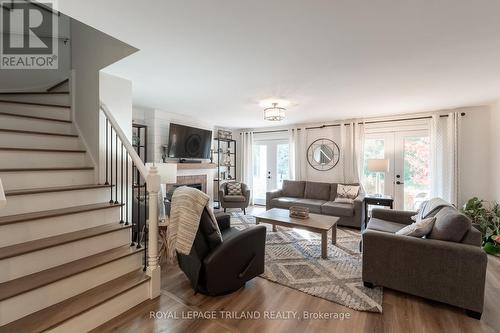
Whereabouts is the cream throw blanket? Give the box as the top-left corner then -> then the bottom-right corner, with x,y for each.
167,186 -> 222,262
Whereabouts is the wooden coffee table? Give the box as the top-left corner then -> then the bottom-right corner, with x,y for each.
254,208 -> 339,259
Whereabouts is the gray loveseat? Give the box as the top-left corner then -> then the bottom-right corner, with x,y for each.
266,180 -> 365,228
362,203 -> 487,319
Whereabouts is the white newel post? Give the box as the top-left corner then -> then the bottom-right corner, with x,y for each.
146,166 -> 161,298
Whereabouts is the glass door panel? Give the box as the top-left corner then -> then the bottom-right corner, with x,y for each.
363,137 -> 387,195
252,144 -> 267,205
252,140 -> 290,205
397,133 -> 431,210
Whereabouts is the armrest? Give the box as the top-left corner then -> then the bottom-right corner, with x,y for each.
353,194 -> 365,227
266,189 -> 283,210
203,226 -> 266,287
371,208 -> 416,225
215,213 -> 231,231
362,229 -> 487,312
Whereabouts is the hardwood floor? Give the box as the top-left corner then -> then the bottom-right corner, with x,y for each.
94,206 -> 500,333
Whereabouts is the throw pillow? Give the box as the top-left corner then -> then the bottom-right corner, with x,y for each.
428,206 -> 471,242
226,182 -> 242,195
396,217 -> 436,237
336,184 -> 360,201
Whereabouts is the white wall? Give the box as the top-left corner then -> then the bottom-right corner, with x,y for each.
0,14 -> 71,92
70,19 -> 137,167
490,102 -> 500,202
459,106 -> 492,205
132,107 -> 215,163
236,105 -> 496,206
99,72 -> 133,183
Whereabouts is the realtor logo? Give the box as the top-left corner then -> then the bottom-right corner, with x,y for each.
1,1 -> 58,69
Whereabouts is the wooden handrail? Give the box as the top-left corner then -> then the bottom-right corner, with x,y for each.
99,102 -> 148,180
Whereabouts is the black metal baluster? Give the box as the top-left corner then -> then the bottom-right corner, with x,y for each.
119,144 -> 124,224
125,154 -> 129,226
136,179 -> 142,249
114,133 -> 119,205
131,161 -> 136,247
105,119 -> 109,185
144,182 -> 148,271
109,126 -> 114,204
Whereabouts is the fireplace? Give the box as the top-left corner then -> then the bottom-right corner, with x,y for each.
165,175 -> 207,194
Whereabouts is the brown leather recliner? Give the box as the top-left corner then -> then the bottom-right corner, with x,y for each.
177,211 -> 266,295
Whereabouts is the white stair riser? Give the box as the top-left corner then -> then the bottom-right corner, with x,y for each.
0,94 -> 70,106
0,169 -> 95,191
1,187 -> 111,217
0,227 -> 131,283
0,151 -> 90,169
0,114 -> 74,134
0,252 -> 143,326
0,208 -> 120,247
0,102 -> 70,121
48,282 -> 149,333
0,132 -> 82,150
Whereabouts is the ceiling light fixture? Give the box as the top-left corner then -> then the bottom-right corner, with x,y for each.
263,101 -> 287,121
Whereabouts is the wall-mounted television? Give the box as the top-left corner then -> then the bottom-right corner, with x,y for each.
167,123 -> 212,159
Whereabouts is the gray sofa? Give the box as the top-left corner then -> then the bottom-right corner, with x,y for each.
266,180 -> 365,228
362,205 -> 487,319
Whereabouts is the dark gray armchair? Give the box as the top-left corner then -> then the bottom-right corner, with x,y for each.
219,182 -> 250,214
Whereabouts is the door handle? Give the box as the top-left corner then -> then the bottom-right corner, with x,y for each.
267,176 -> 271,179
396,181 -> 404,185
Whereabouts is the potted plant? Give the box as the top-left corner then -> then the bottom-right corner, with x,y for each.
461,197 -> 500,255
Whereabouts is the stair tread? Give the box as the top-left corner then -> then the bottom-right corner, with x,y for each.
0,269 -> 150,333
0,147 -> 85,153
0,99 -> 70,108
0,202 -> 122,226
0,245 -> 143,301
0,166 -> 94,172
0,220 -> 129,260
0,128 -> 78,137
0,91 -> 69,95
0,111 -> 72,123
5,184 -> 109,197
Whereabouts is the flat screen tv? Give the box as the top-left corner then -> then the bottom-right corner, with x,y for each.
167,123 -> 212,159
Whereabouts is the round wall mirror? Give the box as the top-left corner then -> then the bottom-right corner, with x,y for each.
307,138 -> 340,171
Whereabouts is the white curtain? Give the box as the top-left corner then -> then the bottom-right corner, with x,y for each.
288,128 -> 305,180
340,122 -> 364,185
430,112 -> 460,206
240,131 -> 254,204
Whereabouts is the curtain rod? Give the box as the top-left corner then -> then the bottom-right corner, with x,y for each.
241,112 -> 466,134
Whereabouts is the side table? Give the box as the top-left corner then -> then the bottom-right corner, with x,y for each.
364,195 -> 394,229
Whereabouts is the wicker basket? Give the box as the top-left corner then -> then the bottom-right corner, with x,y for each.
289,206 -> 309,219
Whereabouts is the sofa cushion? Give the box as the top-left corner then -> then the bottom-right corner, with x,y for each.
282,180 -> 305,198
224,195 -> 246,202
321,201 -> 354,217
428,206 -> 471,242
367,218 -> 406,233
304,181 -> 330,200
329,183 -> 338,201
396,217 -> 436,237
293,198 -> 327,214
270,197 -> 300,209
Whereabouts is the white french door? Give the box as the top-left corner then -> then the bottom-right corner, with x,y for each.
364,130 -> 431,210
252,140 -> 289,205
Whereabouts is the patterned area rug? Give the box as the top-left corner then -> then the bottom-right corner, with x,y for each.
230,212 -> 383,313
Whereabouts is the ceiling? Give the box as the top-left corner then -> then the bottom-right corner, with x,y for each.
58,0 -> 500,129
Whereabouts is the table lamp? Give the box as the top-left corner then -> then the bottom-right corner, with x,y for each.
367,159 -> 389,197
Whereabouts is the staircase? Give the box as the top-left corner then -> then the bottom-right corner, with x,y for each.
0,91 -> 152,332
